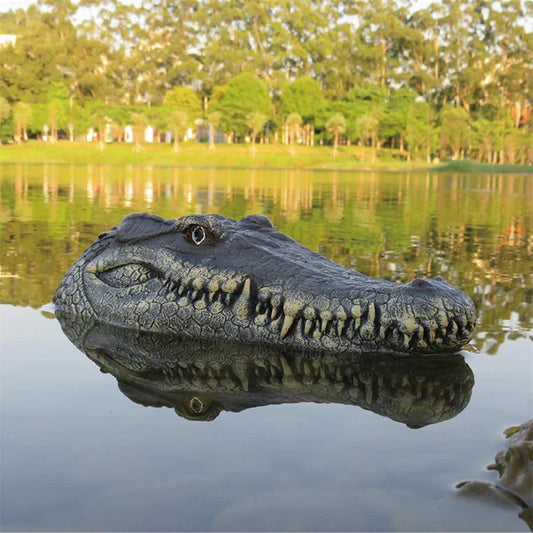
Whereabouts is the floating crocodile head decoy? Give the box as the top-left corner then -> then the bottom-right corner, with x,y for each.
56,312 -> 475,427
54,213 -> 477,354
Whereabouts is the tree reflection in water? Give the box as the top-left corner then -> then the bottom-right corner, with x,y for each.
1,163 -> 531,357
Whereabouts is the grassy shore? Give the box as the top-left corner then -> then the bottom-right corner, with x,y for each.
0,140 -> 531,173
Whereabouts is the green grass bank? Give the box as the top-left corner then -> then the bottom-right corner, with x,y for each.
1,141 -> 531,173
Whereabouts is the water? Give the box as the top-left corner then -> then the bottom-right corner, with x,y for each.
1,163 -> 532,531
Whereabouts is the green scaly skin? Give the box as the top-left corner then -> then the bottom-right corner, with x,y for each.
54,212 -> 477,355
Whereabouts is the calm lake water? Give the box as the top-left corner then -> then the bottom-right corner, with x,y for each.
1,163 -> 532,531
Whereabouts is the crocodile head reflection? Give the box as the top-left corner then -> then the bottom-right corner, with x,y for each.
56,311 -> 475,427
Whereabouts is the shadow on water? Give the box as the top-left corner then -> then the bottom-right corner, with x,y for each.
56,310 -> 474,428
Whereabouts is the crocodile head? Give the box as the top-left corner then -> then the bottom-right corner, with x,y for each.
54,212 -> 477,354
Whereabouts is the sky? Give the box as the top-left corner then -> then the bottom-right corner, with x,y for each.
2,0 -> 34,10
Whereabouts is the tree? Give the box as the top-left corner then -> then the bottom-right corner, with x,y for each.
168,110 -> 189,152
439,104 -> 469,159
89,104 -> 111,150
356,114 -> 379,162
45,82 -> 69,143
210,73 -> 271,141
163,86 -> 202,120
347,0 -> 409,88
286,113 -> 302,156
379,87 -> 415,150
12,102 -> 32,143
326,113 -> 346,157
471,118 -> 494,163
280,77 -> 325,145
247,111 -> 266,156
405,100 -> 436,162
207,111 -> 221,152
0,96 -> 11,144
130,112 -> 148,152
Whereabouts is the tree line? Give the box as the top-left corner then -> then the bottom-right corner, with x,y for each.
0,0 -> 531,163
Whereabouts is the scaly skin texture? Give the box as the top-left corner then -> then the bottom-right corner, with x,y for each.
56,313 -> 475,426
54,212 -> 477,354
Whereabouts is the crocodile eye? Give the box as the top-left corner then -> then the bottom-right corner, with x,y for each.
188,396 -> 204,414
184,225 -> 210,245
191,226 -> 206,245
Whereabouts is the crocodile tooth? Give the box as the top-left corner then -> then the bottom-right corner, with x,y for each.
351,304 -> 363,318
224,294 -> 232,306
271,295 -> 283,320
403,332 -> 411,349
208,280 -> 219,301
320,310 -> 332,333
279,356 -> 293,383
336,306 -> 347,336
302,362 -> 313,385
222,279 -> 239,294
313,329 -> 322,339
177,284 -> 187,296
280,315 -> 295,339
364,381 -> 373,404
191,289 -> 199,301
241,278 -> 251,298
192,277 -> 204,290
367,303 -> 376,324
280,300 -> 303,338
360,303 -> 377,339
194,299 -> 206,310
303,306 -> 316,334
210,301 -> 224,314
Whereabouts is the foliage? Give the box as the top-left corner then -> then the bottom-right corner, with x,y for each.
247,110 -> 267,147
405,101 -> 436,162
0,95 -> 12,141
0,0 -> 531,162
326,113 -> 346,157
12,101 -> 32,142
168,110 -> 189,152
210,72 -> 272,140
439,105 -> 470,159
163,86 -> 202,119
279,77 -> 326,124
286,113 -> 303,155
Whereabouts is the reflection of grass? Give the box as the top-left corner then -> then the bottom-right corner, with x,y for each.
1,141 -> 531,172
433,159 -> 533,173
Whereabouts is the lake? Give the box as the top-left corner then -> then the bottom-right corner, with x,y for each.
1,163 -> 532,532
